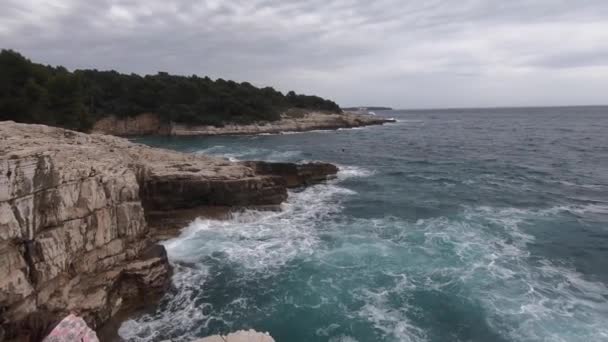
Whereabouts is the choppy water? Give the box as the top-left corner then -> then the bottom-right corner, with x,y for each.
120,107 -> 608,342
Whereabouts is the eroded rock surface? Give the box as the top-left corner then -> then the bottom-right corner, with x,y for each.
195,330 -> 275,342
0,122 -> 337,341
92,111 -> 395,136
91,113 -> 169,136
243,161 -> 338,188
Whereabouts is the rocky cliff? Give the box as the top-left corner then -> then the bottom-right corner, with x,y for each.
91,112 -> 394,136
91,113 -> 170,136
0,122 -> 338,341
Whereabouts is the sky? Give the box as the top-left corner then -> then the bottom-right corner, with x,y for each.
1,0 -> 608,109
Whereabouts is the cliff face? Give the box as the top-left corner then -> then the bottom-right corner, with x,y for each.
91,112 -> 394,136
0,126 -> 171,340
0,122 -> 338,341
91,113 -> 169,136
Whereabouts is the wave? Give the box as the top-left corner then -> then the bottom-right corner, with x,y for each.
195,146 -> 302,162
119,161 -> 608,342
355,274 -> 427,342
119,166 -> 373,341
336,165 -> 376,179
355,205 -> 608,341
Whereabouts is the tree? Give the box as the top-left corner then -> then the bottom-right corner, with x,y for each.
0,49 -> 342,130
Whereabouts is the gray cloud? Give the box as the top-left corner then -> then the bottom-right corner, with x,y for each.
531,49 -> 608,69
2,0 -> 608,108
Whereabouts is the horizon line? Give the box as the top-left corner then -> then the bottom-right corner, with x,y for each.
345,104 -> 608,111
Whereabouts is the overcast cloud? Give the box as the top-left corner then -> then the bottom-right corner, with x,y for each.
2,0 -> 608,108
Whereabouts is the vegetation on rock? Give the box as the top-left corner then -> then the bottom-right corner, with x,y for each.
0,50 -> 342,131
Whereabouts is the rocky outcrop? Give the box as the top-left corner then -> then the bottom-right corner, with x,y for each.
0,124 -> 172,341
0,122 -> 338,341
91,113 -> 169,136
196,330 -> 275,342
169,111 -> 394,136
91,111 -> 395,136
243,161 -> 338,188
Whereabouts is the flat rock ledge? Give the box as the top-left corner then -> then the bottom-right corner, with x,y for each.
0,121 -> 337,341
194,330 -> 275,342
92,111 -> 395,136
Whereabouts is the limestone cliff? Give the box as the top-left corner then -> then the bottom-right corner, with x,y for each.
91,113 -> 170,136
0,122 -> 338,341
91,112 -> 394,136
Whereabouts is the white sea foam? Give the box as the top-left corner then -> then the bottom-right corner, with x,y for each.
119,169 -> 368,341
164,183 -> 353,270
567,203 -> 608,215
120,156 -> 608,342
356,282 -> 427,342
414,206 -> 608,342
330,204 -> 608,341
328,335 -> 360,342
354,273 -> 425,342
395,119 -> 424,123
337,165 -> 376,179
196,146 -> 302,162
476,203 -> 608,218
316,323 -> 342,337
118,264 -> 216,342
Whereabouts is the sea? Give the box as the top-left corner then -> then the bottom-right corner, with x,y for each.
118,106 -> 608,342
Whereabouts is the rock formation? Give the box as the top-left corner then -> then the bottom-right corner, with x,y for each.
195,330 -> 275,342
0,122 -> 338,341
92,113 -> 170,136
92,111 -> 395,136
243,161 -> 338,188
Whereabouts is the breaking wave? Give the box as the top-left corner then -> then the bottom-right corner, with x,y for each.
119,172 -> 608,342
118,167 -> 369,341
195,145 -> 302,162
123,107 -> 608,342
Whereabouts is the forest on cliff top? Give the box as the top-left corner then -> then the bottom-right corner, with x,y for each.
0,50 -> 342,131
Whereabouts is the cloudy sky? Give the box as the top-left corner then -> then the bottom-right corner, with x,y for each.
2,0 -> 608,108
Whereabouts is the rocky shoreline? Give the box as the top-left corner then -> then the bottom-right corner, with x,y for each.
0,122 -> 337,341
92,111 -> 395,136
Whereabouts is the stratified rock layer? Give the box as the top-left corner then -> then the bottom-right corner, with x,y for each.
92,111 -> 395,136
243,161 -> 339,188
0,121 -> 338,341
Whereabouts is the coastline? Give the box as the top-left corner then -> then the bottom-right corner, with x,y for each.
0,121 -> 338,341
91,111 -> 395,137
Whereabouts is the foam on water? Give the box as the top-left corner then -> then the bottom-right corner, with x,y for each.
337,165 -> 376,179
196,145 -> 302,162
298,203 -> 608,342
118,264 -> 213,341
120,192 -> 608,341
125,107 -> 608,342
165,183 -> 355,270
355,276 -> 427,342
119,167 -> 370,342
119,175 -> 608,342
402,206 -> 608,341
328,336 -> 360,342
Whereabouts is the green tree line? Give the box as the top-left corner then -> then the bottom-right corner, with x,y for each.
0,50 -> 342,131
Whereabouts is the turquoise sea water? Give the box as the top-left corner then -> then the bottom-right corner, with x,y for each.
120,107 -> 608,342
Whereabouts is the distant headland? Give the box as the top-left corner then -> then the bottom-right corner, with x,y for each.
0,50 -> 397,136
342,106 -> 393,111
